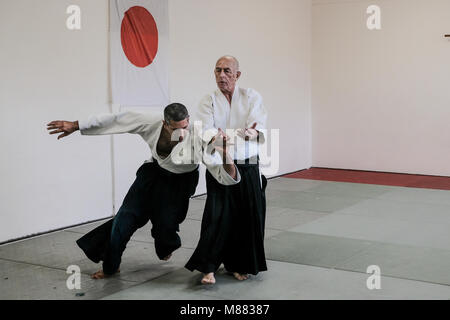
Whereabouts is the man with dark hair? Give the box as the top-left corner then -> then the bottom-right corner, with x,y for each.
164,102 -> 189,124
47,103 -> 239,279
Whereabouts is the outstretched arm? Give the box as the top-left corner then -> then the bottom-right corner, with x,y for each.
47,111 -> 161,140
47,120 -> 79,140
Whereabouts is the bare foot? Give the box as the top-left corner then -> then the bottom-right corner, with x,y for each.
162,254 -> 172,261
233,272 -> 248,281
201,272 -> 216,285
91,269 -> 120,279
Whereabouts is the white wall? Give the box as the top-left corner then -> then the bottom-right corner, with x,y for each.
113,0 -> 312,209
0,0 -> 312,242
169,0 -> 312,177
0,0 -> 113,243
8,0 -> 449,243
312,0 -> 450,176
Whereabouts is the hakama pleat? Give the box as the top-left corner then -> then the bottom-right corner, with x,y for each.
185,161 -> 267,275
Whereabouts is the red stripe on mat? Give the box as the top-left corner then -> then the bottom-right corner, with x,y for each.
284,168 -> 450,191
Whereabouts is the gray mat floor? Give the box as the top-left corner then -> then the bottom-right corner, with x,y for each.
1,177 -> 449,300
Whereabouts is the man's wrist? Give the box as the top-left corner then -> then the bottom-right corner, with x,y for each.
224,163 -> 237,180
74,121 -> 80,131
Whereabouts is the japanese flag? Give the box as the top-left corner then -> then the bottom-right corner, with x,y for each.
110,0 -> 169,106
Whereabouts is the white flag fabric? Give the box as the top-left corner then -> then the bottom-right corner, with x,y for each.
110,0 -> 169,106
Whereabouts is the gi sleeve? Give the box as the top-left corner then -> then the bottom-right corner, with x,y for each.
204,151 -> 241,186
196,94 -> 218,144
79,111 -> 160,138
197,135 -> 241,186
246,89 -> 268,144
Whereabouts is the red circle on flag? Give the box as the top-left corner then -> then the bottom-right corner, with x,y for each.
121,6 -> 158,68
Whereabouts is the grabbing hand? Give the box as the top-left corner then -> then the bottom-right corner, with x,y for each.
47,120 -> 79,140
209,128 -> 231,147
205,128 -> 236,179
237,122 -> 258,141
214,136 -> 237,179
213,135 -> 234,165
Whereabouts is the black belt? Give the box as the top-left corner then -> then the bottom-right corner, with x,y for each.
234,156 -> 259,168
150,158 -> 199,176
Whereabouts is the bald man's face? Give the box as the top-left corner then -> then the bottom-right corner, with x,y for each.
214,58 -> 241,95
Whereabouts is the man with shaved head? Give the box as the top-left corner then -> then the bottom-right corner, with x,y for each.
186,56 -> 268,284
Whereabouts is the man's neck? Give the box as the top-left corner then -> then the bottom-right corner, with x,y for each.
221,88 -> 234,105
162,126 -> 178,142
156,125 -> 180,159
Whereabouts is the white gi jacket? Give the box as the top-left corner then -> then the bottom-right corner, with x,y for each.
79,111 -> 240,186
196,86 -> 268,161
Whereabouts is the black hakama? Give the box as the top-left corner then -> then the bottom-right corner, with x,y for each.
76,160 -> 199,275
185,160 -> 268,275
